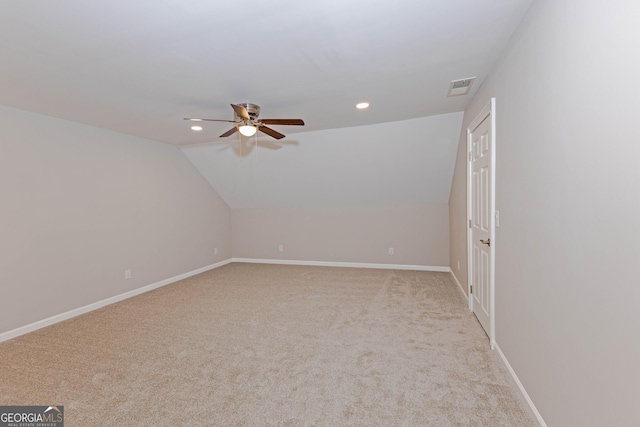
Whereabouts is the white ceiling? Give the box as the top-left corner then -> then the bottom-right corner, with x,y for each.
0,0 -> 533,145
1,0 -> 533,209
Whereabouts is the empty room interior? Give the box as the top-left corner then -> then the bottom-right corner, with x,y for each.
1,1 -> 639,426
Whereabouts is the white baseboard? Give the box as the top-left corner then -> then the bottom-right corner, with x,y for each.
0,258 -> 233,344
231,258 -> 450,272
450,271 -> 468,301
494,343 -> 548,427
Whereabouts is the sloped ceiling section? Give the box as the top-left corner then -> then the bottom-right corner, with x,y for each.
182,112 -> 463,208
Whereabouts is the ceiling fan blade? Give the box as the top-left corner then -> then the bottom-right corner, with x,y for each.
258,125 -> 285,140
230,104 -> 250,120
260,119 -> 305,126
220,127 -> 238,138
184,118 -> 236,123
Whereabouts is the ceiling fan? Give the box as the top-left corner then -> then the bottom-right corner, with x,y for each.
184,103 -> 304,140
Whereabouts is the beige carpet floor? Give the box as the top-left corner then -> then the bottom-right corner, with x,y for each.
0,263 -> 536,426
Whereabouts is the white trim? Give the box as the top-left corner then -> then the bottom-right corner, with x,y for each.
231,258 -> 450,272
489,97 -> 497,348
0,259 -> 233,343
450,271 -> 469,302
495,343 -> 548,427
466,123 -> 474,311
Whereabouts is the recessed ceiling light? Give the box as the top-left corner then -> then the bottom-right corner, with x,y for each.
356,102 -> 370,109
191,125 -> 203,131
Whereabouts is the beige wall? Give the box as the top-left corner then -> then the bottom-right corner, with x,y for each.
0,105 -> 231,335
232,204 -> 449,267
449,128 -> 469,292
448,0 -> 640,425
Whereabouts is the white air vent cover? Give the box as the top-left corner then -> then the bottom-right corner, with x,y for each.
447,77 -> 476,97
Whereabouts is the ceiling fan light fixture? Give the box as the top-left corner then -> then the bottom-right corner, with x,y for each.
239,124 -> 257,137
356,102 -> 370,109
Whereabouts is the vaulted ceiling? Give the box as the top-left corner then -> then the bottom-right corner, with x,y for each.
1,0 -> 534,208
183,113 -> 464,208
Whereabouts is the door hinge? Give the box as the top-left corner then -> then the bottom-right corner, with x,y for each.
468,152 -> 472,161
469,219 -> 472,228
470,285 -> 473,294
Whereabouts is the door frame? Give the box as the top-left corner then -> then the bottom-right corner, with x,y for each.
466,97 -> 496,348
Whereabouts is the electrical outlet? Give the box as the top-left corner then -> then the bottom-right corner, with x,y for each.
388,247 -> 394,255
214,247 -> 218,255
278,244 -> 284,252
125,269 -> 132,280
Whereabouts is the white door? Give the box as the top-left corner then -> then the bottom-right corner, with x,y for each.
468,100 -> 495,342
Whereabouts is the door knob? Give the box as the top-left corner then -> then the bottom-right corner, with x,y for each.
480,238 -> 491,247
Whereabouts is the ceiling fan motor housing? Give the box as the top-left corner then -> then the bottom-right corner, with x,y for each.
236,103 -> 261,121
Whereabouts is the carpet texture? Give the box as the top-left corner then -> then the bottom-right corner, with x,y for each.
0,263 -> 536,426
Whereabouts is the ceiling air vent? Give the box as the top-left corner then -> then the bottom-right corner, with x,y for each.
447,77 -> 476,97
